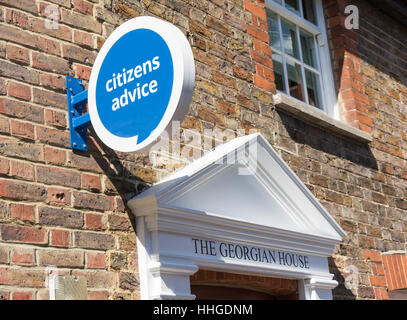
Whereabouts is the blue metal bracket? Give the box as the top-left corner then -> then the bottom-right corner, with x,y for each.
67,77 -> 91,151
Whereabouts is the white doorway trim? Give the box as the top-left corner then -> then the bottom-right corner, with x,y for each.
128,133 -> 346,300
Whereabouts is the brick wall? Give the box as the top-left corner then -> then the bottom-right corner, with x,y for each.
0,0 -> 406,300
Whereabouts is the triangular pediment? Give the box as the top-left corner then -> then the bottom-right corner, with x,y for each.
129,133 -> 345,241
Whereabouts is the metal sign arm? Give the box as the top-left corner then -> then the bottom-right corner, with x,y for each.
66,76 -> 91,151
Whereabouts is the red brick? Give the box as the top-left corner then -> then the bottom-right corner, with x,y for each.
37,36 -> 61,56
246,24 -> 269,43
50,229 -> 70,247
11,291 -> 33,300
10,160 -> 34,181
0,158 -> 10,175
10,119 -> 34,140
244,0 -> 266,20
82,173 -> 102,192
254,74 -> 275,92
44,109 -> 67,128
11,249 -> 35,266
370,275 -> 386,287
44,146 -> 66,166
40,74 -> 66,91
88,290 -> 109,300
86,252 -> 106,269
73,0 -> 93,15
6,44 -> 29,65
1,225 -> 47,244
8,81 -> 31,101
73,30 -> 94,48
85,213 -> 105,231
75,63 -> 92,81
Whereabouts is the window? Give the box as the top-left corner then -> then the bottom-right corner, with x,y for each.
266,0 -> 336,117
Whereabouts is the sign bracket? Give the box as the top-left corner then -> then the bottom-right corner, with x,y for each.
66,76 -> 92,151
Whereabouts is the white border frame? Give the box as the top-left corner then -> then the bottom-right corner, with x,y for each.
266,0 -> 337,118
88,16 -> 195,152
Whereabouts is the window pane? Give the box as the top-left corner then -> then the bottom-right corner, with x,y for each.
286,59 -> 305,101
302,0 -> 316,24
266,10 -> 281,50
300,31 -> 317,68
305,69 -> 322,109
272,52 -> 286,92
285,0 -> 300,16
281,20 -> 300,60
272,0 -> 282,4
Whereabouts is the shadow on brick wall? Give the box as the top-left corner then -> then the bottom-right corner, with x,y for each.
328,257 -> 357,300
275,111 -> 378,171
73,126 -> 152,233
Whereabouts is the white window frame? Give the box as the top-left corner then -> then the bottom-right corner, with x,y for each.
265,0 -> 338,119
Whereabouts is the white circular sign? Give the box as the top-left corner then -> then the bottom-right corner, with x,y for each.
88,16 -> 195,153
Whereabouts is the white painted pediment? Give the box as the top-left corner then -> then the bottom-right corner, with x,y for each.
129,133 -> 345,241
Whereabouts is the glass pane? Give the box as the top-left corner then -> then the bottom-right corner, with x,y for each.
272,0 -> 282,4
302,0 -> 316,24
272,52 -> 286,92
305,69 -> 322,109
266,9 -> 281,50
281,19 -> 300,59
285,0 -> 300,16
300,31 -> 317,68
286,59 -> 305,101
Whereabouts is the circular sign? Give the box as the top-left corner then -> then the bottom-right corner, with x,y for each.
88,16 -> 195,152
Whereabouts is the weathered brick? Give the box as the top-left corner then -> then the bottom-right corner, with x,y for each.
108,214 -> 132,231
72,270 -> 115,288
32,52 -> 71,75
0,0 -> 38,14
119,272 -> 139,291
62,43 -> 96,65
60,8 -> 102,33
73,29 -> 94,48
38,249 -> 84,268
0,179 -> 47,201
0,267 -> 46,287
47,187 -> 71,206
0,246 -> 9,264
0,60 -> 39,85
73,192 -> 114,211
37,166 -> 81,188
6,44 -> 29,65
0,98 -> 44,124
110,251 -> 128,270
74,231 -> 115,250
44,109 -> 67,128
40,74 -> 66,91
32,88 -> 67,110
1,225 -> 47,244
36,126 -> 70,147
39,206 -> 83,228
